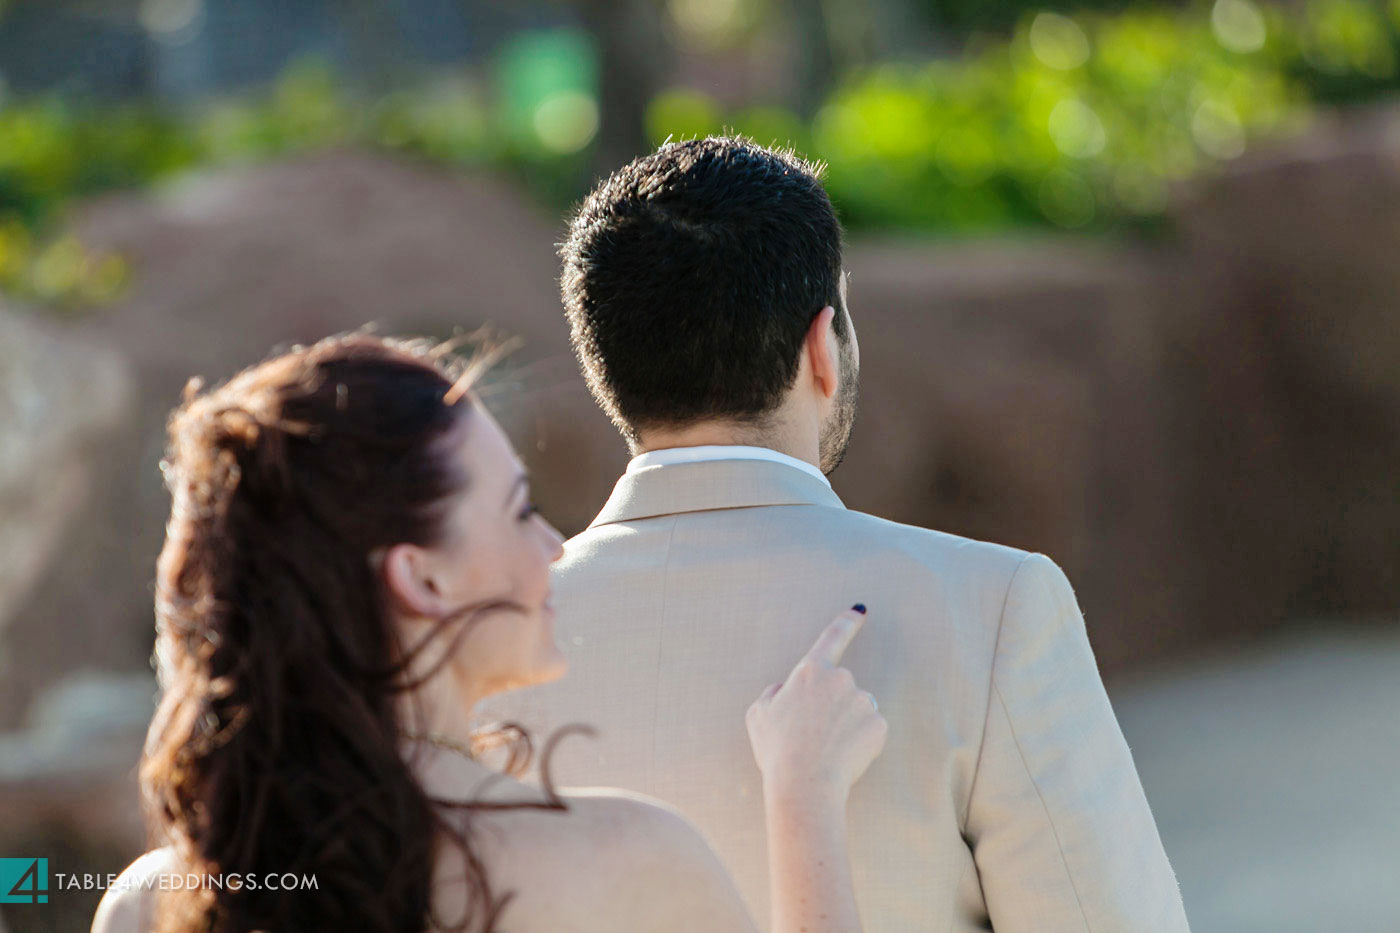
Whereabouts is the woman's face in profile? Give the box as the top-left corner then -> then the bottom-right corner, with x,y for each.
385,400 -> 567,702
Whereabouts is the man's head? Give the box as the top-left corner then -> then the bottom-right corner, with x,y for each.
560,136 -> 859,472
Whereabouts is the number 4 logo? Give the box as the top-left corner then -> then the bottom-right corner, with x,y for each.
0,858 -> 48,904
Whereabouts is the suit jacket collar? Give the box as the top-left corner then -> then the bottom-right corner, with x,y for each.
589,457 -> 846,528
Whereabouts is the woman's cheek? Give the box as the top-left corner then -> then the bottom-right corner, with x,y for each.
462,556 -> 489,594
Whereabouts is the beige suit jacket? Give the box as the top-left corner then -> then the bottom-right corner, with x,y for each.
483,458 -> 1189,932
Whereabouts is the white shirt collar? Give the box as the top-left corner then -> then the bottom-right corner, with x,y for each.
626,444 -> 831,488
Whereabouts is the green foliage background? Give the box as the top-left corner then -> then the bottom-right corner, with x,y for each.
3,0 -> 1400,307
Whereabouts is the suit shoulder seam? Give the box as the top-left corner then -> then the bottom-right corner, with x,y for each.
960,550 -> 1041,833
991,681 -> 1094,932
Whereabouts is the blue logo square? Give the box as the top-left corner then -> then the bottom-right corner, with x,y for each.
0,858 -> 48,904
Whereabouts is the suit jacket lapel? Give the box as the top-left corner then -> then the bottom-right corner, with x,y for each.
589,458 -> 846,528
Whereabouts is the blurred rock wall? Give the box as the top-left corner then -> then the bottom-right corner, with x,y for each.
0,308 -> 134,680
1168,106 -> 1400,640
0,309 -> 143,932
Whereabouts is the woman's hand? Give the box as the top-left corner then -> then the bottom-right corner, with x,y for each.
746,606 -> 887,807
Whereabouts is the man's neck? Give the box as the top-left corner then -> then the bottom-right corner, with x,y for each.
633,420 -> 819,470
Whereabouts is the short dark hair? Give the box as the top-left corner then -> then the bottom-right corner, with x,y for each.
560,136 -> 846,438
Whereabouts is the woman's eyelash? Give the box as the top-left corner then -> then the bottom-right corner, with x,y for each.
518,502 -> 538,522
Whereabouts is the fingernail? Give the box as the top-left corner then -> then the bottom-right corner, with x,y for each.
852,603 -> 866,614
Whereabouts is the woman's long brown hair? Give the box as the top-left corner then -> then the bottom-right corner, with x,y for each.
143,333 -> 561,933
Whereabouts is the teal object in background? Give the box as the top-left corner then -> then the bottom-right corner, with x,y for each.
495,29 -> 600,156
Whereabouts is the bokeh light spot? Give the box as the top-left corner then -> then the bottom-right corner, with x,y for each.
139,0 -> 202,41
1192,100 -> 1246,158
670,0 -> 748,47
1030,13 -> 1091,71
533,91 -> 599,154
1212,0 -> 1268,54
1048,98 -> 1107,157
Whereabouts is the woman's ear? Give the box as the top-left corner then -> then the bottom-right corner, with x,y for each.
381,543 -> 445,618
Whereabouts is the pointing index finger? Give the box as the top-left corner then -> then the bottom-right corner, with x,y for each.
799,605 -> 868,670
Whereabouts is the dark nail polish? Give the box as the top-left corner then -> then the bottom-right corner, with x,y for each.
852,603 -> 866,614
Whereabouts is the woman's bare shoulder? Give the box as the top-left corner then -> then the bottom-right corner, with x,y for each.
483,786 -> 714,872
90,847 -> 177,933
558,786 -> 702,839
485,788 -> 760,933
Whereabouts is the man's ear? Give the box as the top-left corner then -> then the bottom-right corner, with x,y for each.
804,305 -> 840,400
381,543 -> 446,619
